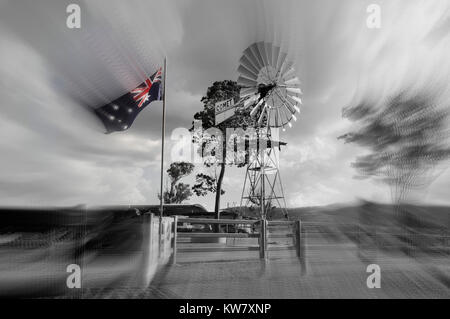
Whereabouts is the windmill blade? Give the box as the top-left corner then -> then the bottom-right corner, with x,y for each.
284,85 -> 302,91
275,107 -> 281,127
239,55 -> 260,75
288,95 -> 303,105
272,45 -> 280,69
274,89 -> 296,114
244,46 -> 262,70
279,105 -> 290,127
259,72 -> 272,84
243,95 -> 258,108
240,87 -> 258,97
283,74 -> 300,82
257,42 -> 269,67
249,43 -> 264,70
281,100 -> 295,115
240,92 -> 257,101
284,77 -> 301,85
250,105 -> 260,118
286,87 -> 303,95
250,99 -> 264,117
237,42 -> 303,129
278,83 -> 301,90
237,64 -> 258,80
276,51 -> 287,75
237,71 -> 258,83
267,108 -> 273,128
279,60 -> 293,79
257,103 -> 268,125
264,42 -> 273,67
237,76 -> 258,87
282,66 -> 296,80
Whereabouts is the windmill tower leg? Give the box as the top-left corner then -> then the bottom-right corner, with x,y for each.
240,145 -> 288,220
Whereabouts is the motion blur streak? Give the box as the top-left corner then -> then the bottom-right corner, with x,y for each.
0,1 -> 449,207
0,206 -> 155,298
0,1 -> 449,299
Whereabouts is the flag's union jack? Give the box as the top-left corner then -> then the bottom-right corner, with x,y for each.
94,66 -> 163,133
131,68 -> 163,107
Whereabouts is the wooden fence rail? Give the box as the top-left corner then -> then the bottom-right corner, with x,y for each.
178,218 -> 259,225
171,217 -> 305,264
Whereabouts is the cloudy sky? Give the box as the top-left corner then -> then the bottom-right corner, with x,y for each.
0,0 -> 449,209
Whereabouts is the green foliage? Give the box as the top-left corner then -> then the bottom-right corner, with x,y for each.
192,80 -> 261,132
339,90 -> 450,202
192,80 -> 242,131
166,161 -> 195,185
161,161 -> 195,204
190,80 -> 261,215
192,173 -> 225,197
190,81 -> 246,204
163,183 -> 192,204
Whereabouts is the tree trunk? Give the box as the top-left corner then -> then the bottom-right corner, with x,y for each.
215,162 -> 226,218
169,182 -> 174,198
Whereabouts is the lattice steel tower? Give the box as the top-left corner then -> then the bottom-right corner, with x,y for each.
235,42 -> 303,219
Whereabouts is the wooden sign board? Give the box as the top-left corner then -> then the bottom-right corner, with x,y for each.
215,98 -> 237,125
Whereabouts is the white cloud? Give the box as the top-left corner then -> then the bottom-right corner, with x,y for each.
0,0 -> 449,208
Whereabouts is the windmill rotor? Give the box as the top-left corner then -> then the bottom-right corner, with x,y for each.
237,42 -> 303,220
237,42 -> 302,130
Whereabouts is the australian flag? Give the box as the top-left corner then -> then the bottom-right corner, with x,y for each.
95,67 -> 163,133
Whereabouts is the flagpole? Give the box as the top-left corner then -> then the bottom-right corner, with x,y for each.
160,57 -> 167,219
158,58 -> 167,258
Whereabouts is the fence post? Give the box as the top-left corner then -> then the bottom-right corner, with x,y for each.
172,216 -> 178,265
297,219 -> 307,274
259,219 -> 267,259
139,213 -> 153,287
295,220 -> 301,258
158,216 -> 163,259
149,213 -> 154,262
